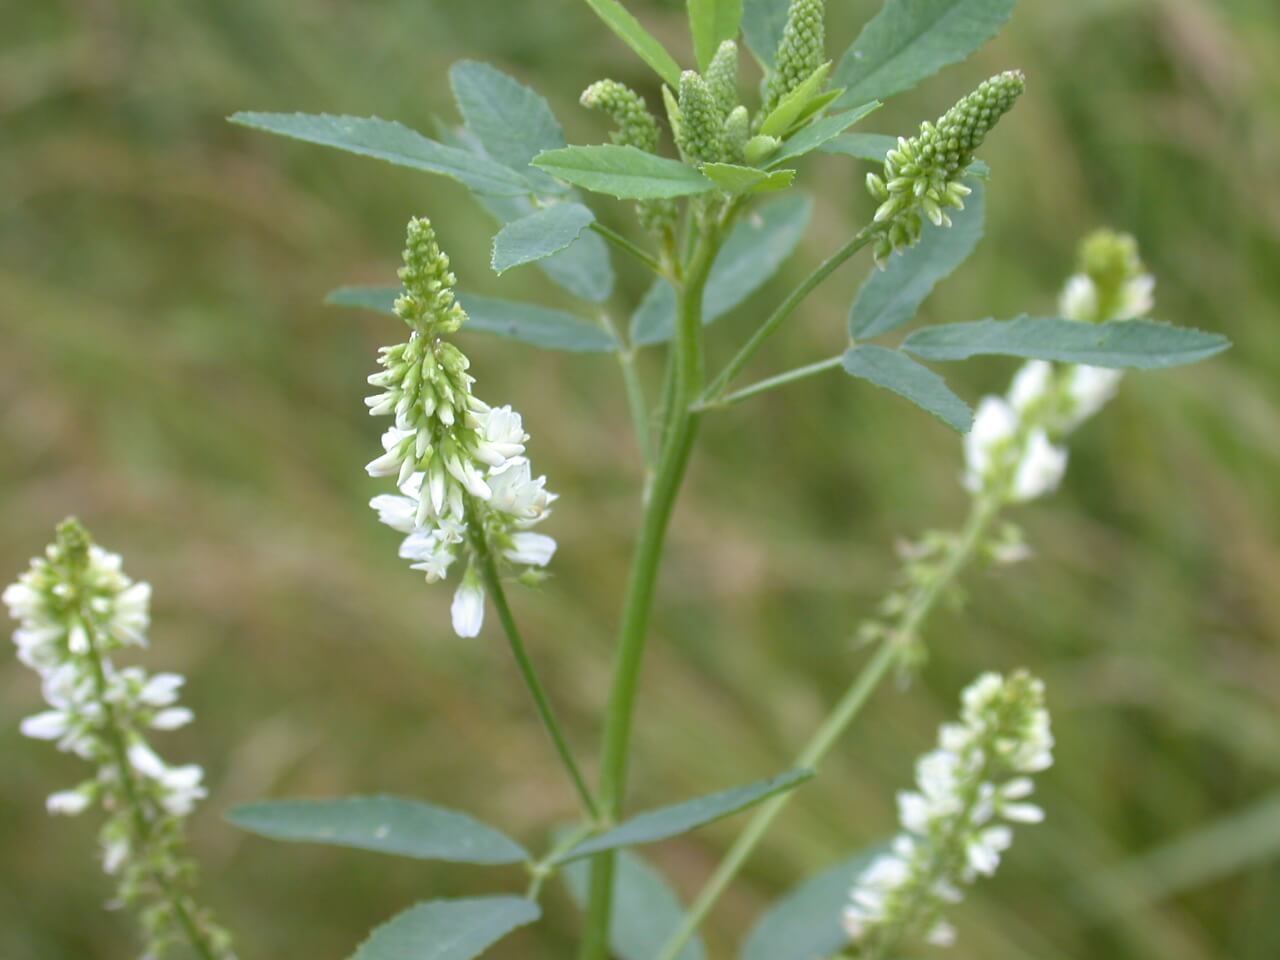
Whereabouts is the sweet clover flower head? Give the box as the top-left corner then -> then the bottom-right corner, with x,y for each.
764,0 -> 826,115
580,79 -> 677,236
676,70 -> 725,166
867,71 -> 1025,262
4,519 -> 235,960
706,40 -> 740,118
843,671 -> 1053,955
964,229 -> 1156,500
367,218 -> 557,637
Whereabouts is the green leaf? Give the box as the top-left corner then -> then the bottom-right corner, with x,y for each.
841,345 -> 972,431
700,163 -> 796,194
849,182 -> 985,340
631,192 -> 812,346
449,60 -> 567,195
350,897 -> 540,960
741,846 -> 887,960
741,0 -> 789,68
759,62 -> 832,138
491,203 -> 596,274
819,132 -> 898,162
562,849 -> 708,960
582,0 -> 683,87
326,287 -> 620,353
228,113 -> 531,197
903,316 -> 1233,368
226,796 -> 529,865
558,770 -> 814,862
766,102 -> 882,167
833,0 -> 1017,108
533,145 -> 715,200
690,0 -> 744,70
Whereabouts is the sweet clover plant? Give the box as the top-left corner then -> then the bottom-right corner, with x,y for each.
9,2 -> 1232,958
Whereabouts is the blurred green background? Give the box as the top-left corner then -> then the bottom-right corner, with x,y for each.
3,0 -> 1278,957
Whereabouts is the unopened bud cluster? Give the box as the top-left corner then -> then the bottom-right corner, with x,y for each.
868,71 -> 1025,261
581,80 -> 676,234
4,520 -> 234,959
763,0 -> 826,115
366,218 -> 557,637
965,229 -> 1155,503
843,671 -> 1053,955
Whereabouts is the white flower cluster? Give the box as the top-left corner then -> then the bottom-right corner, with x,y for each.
843,671 -> 1054,955
5,520 -> 234,959
964,230 -> 1155,503
366,218 -> 557,638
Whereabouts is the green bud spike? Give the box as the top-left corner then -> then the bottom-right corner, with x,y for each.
869,70 -> 1025,261
54,517 -> 91,569
396,217 -> 468,336
677,70 -> 725,165
706,40 -> 740,118
580,79 -> 661,152
764,0 -> 825,116
724,106 -> 750,163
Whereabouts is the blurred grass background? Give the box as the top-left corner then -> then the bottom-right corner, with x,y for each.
2,0 -> 1278,957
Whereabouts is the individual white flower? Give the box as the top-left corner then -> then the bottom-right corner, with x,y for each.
488,459 -> 556,522
21,710 -> 71,740
1058,273 -> 1098,322
503,532 -> 557,567
370,493 -> 419,534
472,404 -> 528,467
1119,272 -> 1155,318
46,788 -> 92,816
450,570 -> 486,638
128,742 -> 169,780
139,672 -> 185,707
366,427 -> 415,479
399,530 -> 457,584
151,707 -> 195,731
844,672 -> 1053,954
1063,365 -> 1124,429
1008,360 -> 1054,414
158,765 -> 207,817
108,581 -> 151,646
1011,430 -> 1067,501
963,397 -> 1017,493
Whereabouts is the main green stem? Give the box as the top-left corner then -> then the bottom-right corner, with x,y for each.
79,610 -> 219,960
473,537 -> 600,821
655,495 -> 1002,960
577,222 -> 722,960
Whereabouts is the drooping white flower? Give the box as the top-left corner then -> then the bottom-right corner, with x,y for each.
844,671 -> 1053,954
1008,360 -> 1054,414
450,571 -> 486,638
503,532 -> 557,567
1011,430 -> 1068,501
963,397 -> 1017,494
46,788 -> 92,816
1063,364 -> 1124,429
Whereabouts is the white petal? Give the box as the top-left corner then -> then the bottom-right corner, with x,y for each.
450,578 -> 486,638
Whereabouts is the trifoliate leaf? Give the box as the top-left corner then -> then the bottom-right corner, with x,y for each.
690,0 -> 745,71
533,145 -> 716,199
582,0 -> 683,86
562,849 -> 708,960
349,897 -> 539,960
556,770 -> 814,862
228,113 -> 531,197
631,192 -> 812,345
841,345 -> 973,431
491,203 -> 596,274
833,0 -> 1017,108
740,845 -> 889,960
226,796 -> 529,864
849,183 -> 985,340
903,316 -> 1233,368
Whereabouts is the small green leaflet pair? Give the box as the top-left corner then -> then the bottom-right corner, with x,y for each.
226,770 -> 811,960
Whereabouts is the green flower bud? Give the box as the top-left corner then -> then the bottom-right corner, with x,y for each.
580,79 -> 660,152
676,70 -> 724,165
395,217 -> 468,336
706,40 -> 740,118
744,134 -> 782,165
1061,228 -> 1155,323
764,0 -> 825,115
724,106 -> 750,163
869,70 -> 1025,260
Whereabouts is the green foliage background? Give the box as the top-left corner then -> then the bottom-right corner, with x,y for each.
2,1 -> 1277,957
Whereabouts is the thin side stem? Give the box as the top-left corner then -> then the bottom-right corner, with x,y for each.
79,612 -> 219,960
694,355 -> 844,411
703,225 -> 878,404
591,221 -> 666,276
473,540 -> 600,821
599,313 -> 654,467
578,223 -> 722,960
654,495 -> 1003,960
